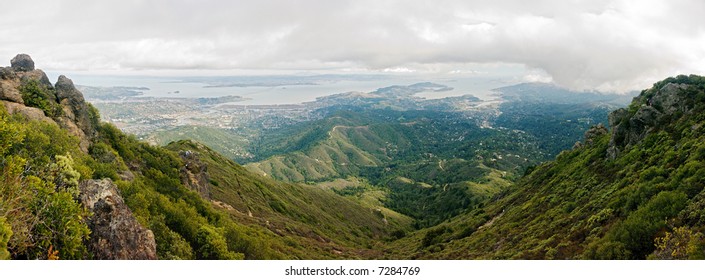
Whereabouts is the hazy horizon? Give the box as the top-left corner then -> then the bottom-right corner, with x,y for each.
3,0 -> 704,94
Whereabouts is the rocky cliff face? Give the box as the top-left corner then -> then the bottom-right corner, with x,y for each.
1,54 -> 96,151
607,82 -> 695,159
179,150 -> 211,199
55,75 -> 97,151
79,179 -> 158,260
2,54 -> 156,259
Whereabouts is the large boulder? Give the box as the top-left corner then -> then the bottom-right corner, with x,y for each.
79,179 -> 157,260
0,81 -> 23,103
55,75 -> 86,105
10,54 -> 34,72
1,101 -> 55,123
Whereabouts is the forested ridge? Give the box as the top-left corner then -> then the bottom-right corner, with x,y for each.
3,54 -> 705,259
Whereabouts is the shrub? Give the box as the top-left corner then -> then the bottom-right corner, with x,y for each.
19,80 -> 61,118
195,225 -> 243,260
651,227 -> 705,260
421,226 -> 449,248
0,217 -> 12,260
28,175 -> 90,259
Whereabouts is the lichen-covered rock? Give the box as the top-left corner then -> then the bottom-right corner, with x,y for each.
10,54 -> 34,72
651,83 -> 690,115
79,179 -> 157,260
0,67 -> 16,80
179,150 -> 211,199
55,75 -> 95,151
583,123 -> 608,146
1,100 -> 55,123
607,82 -> 696,159
0,81 -> 23,103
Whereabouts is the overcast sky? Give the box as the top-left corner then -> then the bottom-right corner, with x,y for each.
1,0 -> 703,92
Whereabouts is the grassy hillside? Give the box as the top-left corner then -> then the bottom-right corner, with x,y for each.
149,125 -> 251,160
386,75 -> 705,259
245,105 -> 617,227
165,140 -> 413,258
246,109 -> 543,183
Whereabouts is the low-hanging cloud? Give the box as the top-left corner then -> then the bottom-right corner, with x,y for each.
1,0 -> 703,92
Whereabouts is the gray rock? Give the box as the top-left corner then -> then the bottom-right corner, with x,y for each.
179,150 -> 211,199
583,124 -> 608,146
606,82 -> 695,159
0,67 -> 16,80
79,179 -> 157,260
608,108 -> 628,129
651,83 -> 689,115
55,75 -> 95,150
606,108 -> 628,159
10,54 -> 34,72
55,75 -> 85,104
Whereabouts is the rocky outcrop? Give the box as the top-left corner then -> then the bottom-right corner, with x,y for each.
583,123 -> 608,146
9,55 -> 53,88
0,81 -> 23,103
1,100 -> 56,124
10,54 -> 34,72
1,67 -> 23,103
79,179 -> 157,260
179,150 -> 211,199
1,54 -> 96,152
55,75 -> 95,151
2,54 -> 55,109
607,82 -> 695,159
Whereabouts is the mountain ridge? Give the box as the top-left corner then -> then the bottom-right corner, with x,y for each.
4,53 -> 704,260
1,54 -> 409,259
386,74 -> 705,259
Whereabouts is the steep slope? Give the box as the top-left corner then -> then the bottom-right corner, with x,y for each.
165,140 -> 413,258
387,75 -> 705,259
1,54 -> 155,259
244,100 -> 620,227
0,54 -> 409,259
245,109 -> 543,227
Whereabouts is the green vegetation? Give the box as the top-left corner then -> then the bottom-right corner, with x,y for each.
495,102 -> 611,156
6,67 -> 705,260
165,140 -> 413,259
2,74 -> 410,259
92,123 -> 283,259
242,101 -> 611,228
0,106 -> 91,259
19,79 -> 61,118
387,75 -> 705,259
0,217 -> 11,260
150,125 -> 252,160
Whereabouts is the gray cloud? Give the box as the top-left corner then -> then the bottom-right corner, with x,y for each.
1,0 -> 703,92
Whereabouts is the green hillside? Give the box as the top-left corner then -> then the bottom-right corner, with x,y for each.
244,101 -> 618,227
386,75 -> 705,259
165,140 -> 413,259
9,54 -> 701,260
1,103 -> 409,259
0,56 -> 410,259
149,125 -> 251,160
